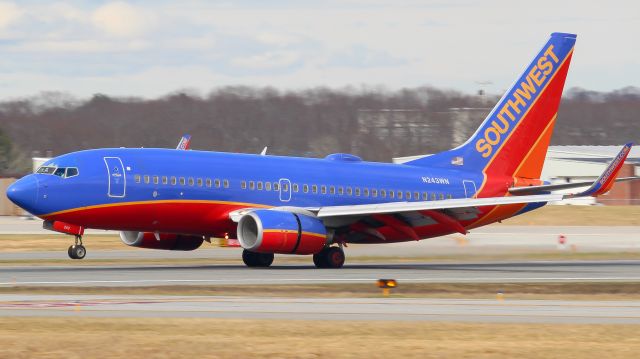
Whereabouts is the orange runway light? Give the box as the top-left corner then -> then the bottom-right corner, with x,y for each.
377,279 -> 398,297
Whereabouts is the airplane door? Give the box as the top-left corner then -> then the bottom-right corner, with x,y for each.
104,157 -> 126,198
463,180 -> 477,198
279,178 -> 291,202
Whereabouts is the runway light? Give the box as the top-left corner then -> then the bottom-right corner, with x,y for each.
377,279 -> 398,297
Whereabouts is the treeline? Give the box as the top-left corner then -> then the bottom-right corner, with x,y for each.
0,86 -> 639,175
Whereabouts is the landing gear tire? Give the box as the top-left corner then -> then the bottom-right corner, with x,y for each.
68,244 -> 86,260
313,246 -> 345,269
68,235 -> 86,260
242,249 -> 274,268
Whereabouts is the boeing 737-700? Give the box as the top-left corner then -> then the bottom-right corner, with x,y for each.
6,32 -> 637,268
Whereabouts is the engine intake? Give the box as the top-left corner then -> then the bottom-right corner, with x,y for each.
237,209 -> 328,255
120,231 -> 204,251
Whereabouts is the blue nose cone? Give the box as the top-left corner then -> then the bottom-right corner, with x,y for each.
6,175 -> 39,214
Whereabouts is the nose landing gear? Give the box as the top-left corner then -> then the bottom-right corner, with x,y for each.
68,235 -> 86,260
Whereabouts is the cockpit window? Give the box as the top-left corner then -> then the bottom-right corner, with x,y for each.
36,166 -> 79,179
66,168 -> 79,178
37,166 -> 57,175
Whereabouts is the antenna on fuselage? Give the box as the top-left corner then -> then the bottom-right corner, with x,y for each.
260,147 -> 268,155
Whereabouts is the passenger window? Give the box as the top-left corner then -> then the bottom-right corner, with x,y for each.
214,179 -> 221,188
397,191 -> 403,199
422,192 -> 428,201
265,182 -> 271,191
303,184 -> 309,193
206,179 -> 212,187
380,189 -> 386,198
171,176 -> 177,185
197,178 -> 203,187
282,183 -> 289,191
65,168 -> 79,178
144,175 -> 150,184
257,182 -> 263,190
372,189 -> 378,197
447,194 -> 453,199
389,191 -> 395,199
338,187 -> 344,195
249,181 -> 255,190
162,176 -> 168,185
355,188 -> 361,196
135,175 -> 141,183
223,179 -> 229,188
414,192 -> 419,200
241,181 -> 247,189
346,187 -> 352,196
274,182 -> 280,191
440,193 -> 445,200
153,176 -> 159,185
180,177 -> 186,186
431,193 -> 436,201
406,191 -> 411,200
363,188 -> 369,197
312,185 -> 318,193
293,184 -> 299,192
329,186 -> 335,195
321,185 -> 327,194
188,178 -> 195,186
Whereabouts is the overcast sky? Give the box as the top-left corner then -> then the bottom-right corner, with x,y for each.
0,0 -> 637,99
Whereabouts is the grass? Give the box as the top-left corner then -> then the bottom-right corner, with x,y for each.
0,318 -> 639,358
3,282 -> 640,300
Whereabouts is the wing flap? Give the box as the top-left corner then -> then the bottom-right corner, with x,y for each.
316,194 -> 563,218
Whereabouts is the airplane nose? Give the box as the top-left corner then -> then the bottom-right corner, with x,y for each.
6,175 -> 39,213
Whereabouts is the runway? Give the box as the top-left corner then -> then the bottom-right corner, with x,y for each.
0,294 -> 638,324
2,260 -> 640,286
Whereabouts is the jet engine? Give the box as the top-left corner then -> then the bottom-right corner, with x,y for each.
119,231 -> 204,251
237,209 -> 328,255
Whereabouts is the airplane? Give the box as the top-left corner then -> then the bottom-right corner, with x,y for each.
6,32 -> 638,268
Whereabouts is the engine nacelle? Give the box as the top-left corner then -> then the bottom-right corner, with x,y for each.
119,231 -> 204,251
237,210 -> 328,255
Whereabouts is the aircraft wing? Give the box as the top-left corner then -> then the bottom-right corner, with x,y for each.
315,193 -> 562,218
509,143 -> 635,197
509,177 -> 640,196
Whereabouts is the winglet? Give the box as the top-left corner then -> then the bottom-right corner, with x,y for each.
176,134 -> 191,150
567,143 -> 633,198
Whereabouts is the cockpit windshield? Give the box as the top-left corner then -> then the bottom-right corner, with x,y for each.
37,166 -> 79,178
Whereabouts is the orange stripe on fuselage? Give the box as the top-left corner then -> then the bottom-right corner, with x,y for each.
41,199 -> 271,219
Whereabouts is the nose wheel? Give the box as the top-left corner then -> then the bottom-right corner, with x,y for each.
68,236 -> 86,260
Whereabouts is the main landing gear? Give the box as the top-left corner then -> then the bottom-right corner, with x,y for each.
68,235 -> 86,260
242,249 -> 274,267
313,246 -> 345,268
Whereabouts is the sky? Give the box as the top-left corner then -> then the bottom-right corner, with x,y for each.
0,0 -> 638,99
